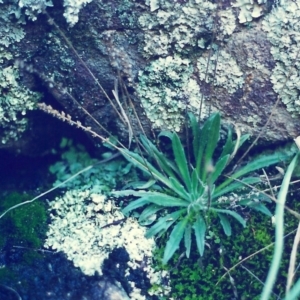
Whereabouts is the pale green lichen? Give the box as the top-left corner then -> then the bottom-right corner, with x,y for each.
0,4 -> 26,47
137,55 -> 206,131
217,9 -> 237,37
232,0 -> 267,24
0,2 -> 41,144
17,0 -> 93,25
0,66 -> 40,144
139,0 -> 217,57
197,49 -> 244,94
262,0 -> 300,116
137,0 -> 240,130
63,0 -> 93,26
45,188 -> 171,298
139,0 -> 237,56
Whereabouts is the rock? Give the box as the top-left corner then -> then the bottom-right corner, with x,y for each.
1,0 -> 300,154
94,279 -> 130,300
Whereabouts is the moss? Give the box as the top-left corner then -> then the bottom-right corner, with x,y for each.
152,204 -> 300,299
0,267 -> 16,283
0,192 -> 48,251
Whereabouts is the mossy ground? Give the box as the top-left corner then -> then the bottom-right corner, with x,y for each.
152,194 -> 300,299
0,192 -> 48,264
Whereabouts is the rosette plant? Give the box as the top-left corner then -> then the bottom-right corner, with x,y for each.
113,113 -> 291,264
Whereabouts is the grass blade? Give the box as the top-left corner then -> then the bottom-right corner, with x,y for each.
261,153 -> 299,300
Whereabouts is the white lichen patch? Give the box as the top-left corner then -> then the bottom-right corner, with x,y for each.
138,55 -> 206,131
45,189 -> 170,299
197,49 -> 244,94
218,9 -> 237,37
262,0 -> 300,116
17,0 -> 92,25
0,66 -> 40,144
232,0 -> 267,24
63,0 -> 93,26
139,0 -> 217,57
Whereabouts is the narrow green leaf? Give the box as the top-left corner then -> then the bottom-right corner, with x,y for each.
213,177 -> 261,199
195,115 -> 212,174
140,135 -> 178,179
184,223 -> 192,258
261,153 -> 299,300
226,151 -> 291,184
122,197 -> 151,215
238,133 -> 250,148
188,112 -> 200,161
169,177 -> 191,201
249,203 -> 273,217
129,180 -> 156,189
112,189 -> 152,197
210,154 -> 230,184
239,199 -> 273,217
163,216 -> 189,264
158,130 -> 173,140
284,278 -> 300,300
219,128 -> 234,159
195,113 -> 220,181
144,193 -> 189,207
193,215 -> 207,256
121,149 -> 175,190
146,210 -> 184,238
210,208 -> 246,227
139,205 -> 163,225
202,113 -> 220,173
172,133 -> 191,191
191,168 -> 200,197
218,213 -> 232,236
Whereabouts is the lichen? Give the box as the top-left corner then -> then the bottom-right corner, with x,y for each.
17,0 -> 93,25
45,188 -> 171,299
0,66 -> 40,144
197,48 -> 244,94
262,0 -> 300,116
217,8 -> 237,37
139,0 -> 217,57
0,2 -> 41,144
137,55 -> 206,131
46,141 -> 170,298
0,2 -> 26,47
63,0 -> 93,26
232,0 -> 267,24
136,0 -> 241,131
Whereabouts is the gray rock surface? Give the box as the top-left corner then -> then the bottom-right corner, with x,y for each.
1,0 -> 300,153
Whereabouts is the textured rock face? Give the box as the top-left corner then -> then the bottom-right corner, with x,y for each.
95,279 -> 130,300
1,0 -> 300,152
